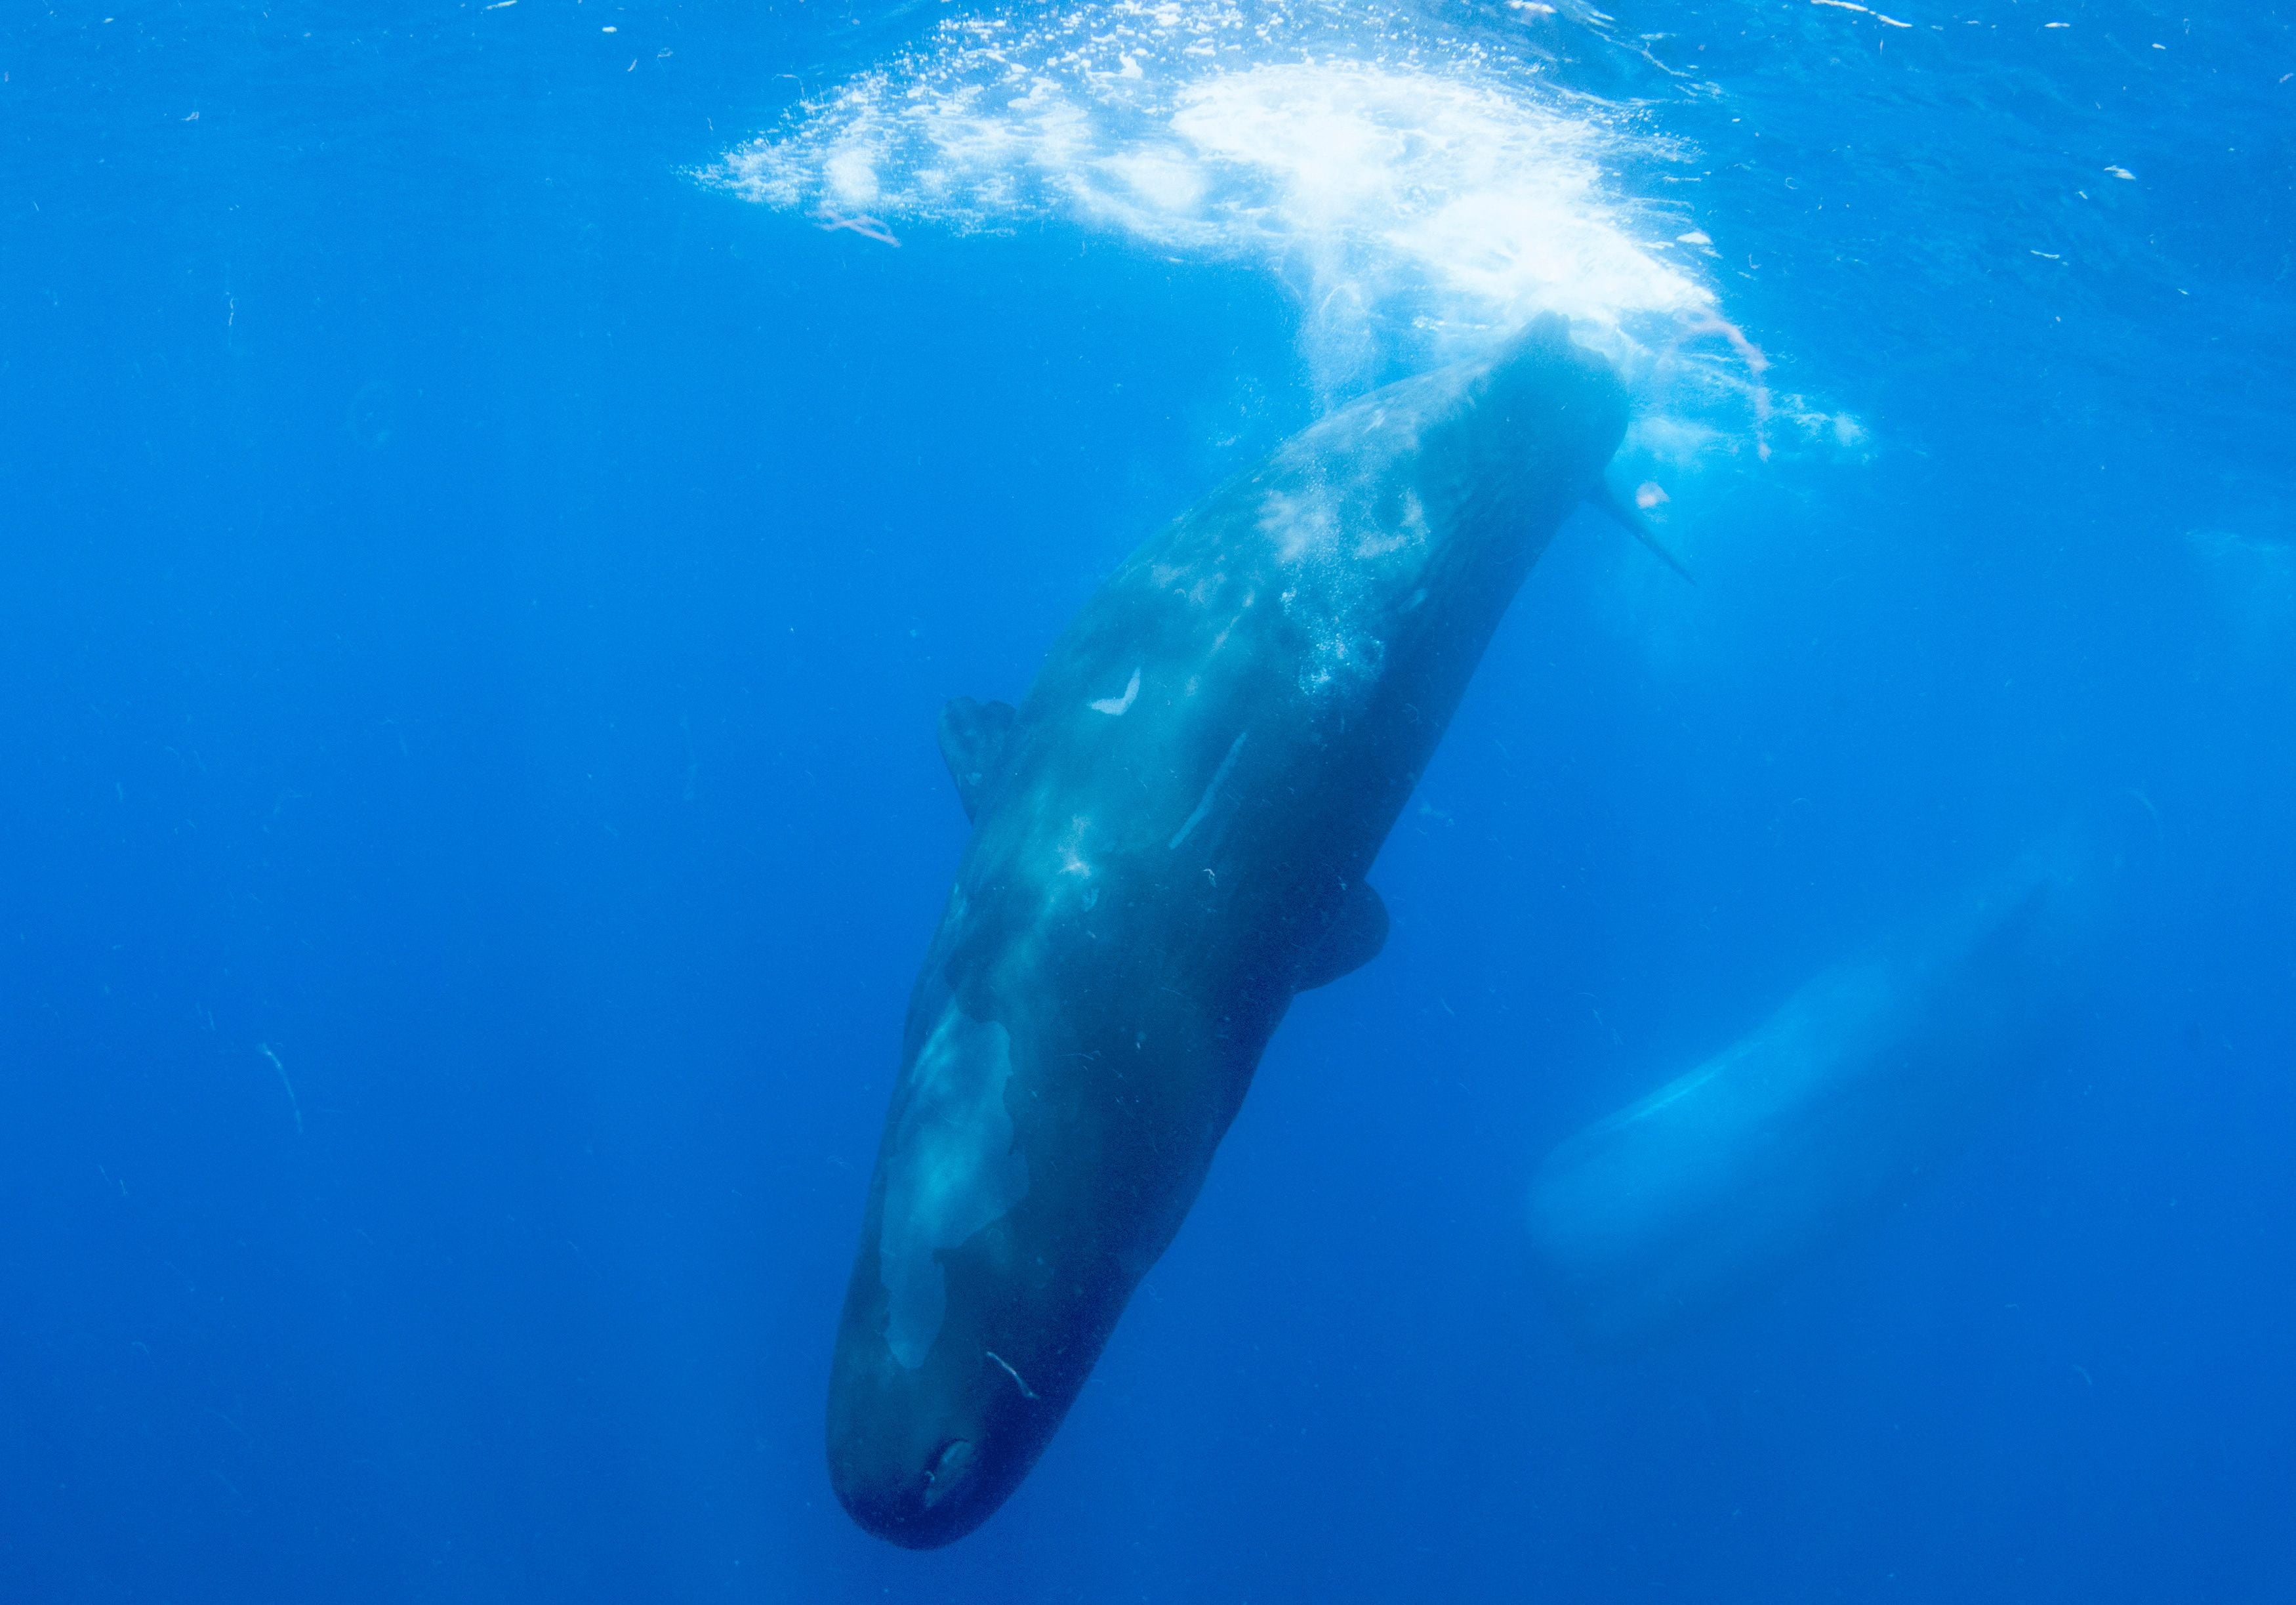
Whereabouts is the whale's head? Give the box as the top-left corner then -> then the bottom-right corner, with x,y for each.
823,994 -> 1070,1549
824,1222 -> 1067,1550
825,1343 -> 1011,1549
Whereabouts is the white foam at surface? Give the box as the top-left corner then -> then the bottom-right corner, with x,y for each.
705,0 -> 1788,420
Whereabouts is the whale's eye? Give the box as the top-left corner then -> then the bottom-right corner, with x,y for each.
920,1438 -> 975,1509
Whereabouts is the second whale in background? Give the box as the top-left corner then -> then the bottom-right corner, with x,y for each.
1528,842 -> 2109,1354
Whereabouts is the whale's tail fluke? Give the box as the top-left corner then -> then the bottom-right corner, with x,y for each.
1593,480 -> 1698,585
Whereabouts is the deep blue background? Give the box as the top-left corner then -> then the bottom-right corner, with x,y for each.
3,2 -> 2291,1600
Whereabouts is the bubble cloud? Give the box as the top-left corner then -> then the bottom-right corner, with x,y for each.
710,0 -> 1787,439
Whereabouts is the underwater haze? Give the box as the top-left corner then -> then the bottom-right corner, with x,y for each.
3,0 -> 2292,1598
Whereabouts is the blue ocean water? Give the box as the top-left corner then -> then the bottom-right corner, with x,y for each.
2,0 -> 2291,1597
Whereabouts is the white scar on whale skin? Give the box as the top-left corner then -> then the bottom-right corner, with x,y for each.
1170,729 -> 1248,850
1090,668 -> 1141,715
985,1349 -> 1039,1400
879,1008 -> 1029,1369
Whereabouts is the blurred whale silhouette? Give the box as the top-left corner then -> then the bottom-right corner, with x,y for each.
1527,843 -> 2104,1354
827,317 -> 1628,1547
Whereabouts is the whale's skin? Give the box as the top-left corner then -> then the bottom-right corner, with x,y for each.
825,317 -> 1627,1547
1527,848 -> 2095,1355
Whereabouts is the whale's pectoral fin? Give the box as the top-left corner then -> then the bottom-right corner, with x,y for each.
937,697 -> 1017,822
1297,881 -> 1390,991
